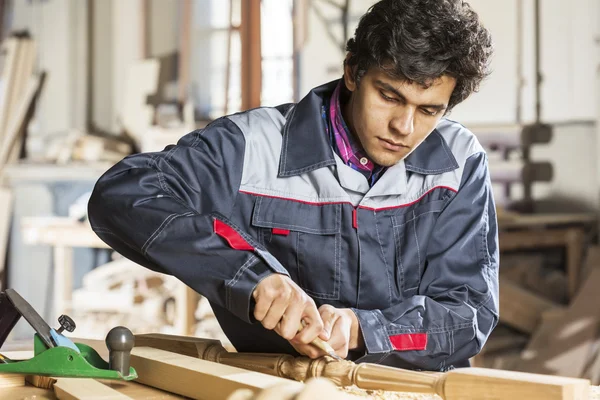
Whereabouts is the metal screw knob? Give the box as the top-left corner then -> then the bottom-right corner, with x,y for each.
105,326 -> 135,377
56,315 -> 76,334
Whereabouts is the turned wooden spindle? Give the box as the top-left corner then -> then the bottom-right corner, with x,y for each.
134,334 -> 591,400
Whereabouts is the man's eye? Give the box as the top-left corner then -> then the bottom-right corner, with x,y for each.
380,92 -> 397,102
421,108 -> 439,116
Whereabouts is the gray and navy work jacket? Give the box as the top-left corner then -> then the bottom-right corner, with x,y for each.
88,79 -> 499,371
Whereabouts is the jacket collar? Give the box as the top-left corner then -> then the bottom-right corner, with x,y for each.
277,79 -> 459,178
277,80 -> 338,177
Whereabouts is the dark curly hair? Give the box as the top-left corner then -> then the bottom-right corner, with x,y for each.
345,0 -> 493,112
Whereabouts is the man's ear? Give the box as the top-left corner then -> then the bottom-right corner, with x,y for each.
343,55 -> 357,92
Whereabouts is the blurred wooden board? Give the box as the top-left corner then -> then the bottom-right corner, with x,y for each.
53,378 -> 133,400
0,373 -> 24,387
499,277 -> 564,334
518,268 -> 600,377
130,346 -> 304,400
499,227 -> 586,298
498,213 -> 597,229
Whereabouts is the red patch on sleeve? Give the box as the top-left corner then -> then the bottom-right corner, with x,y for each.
389,333 -> 428,351
213,219 -> 254,251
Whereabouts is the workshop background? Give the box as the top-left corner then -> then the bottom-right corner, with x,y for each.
0,0 -> 598,382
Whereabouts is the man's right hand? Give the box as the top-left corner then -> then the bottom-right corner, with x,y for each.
252,274 -> 324,346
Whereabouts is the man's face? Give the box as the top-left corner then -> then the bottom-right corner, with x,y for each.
343,65 -> 456,167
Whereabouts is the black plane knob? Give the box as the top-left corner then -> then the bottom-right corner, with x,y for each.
56,315 -> 76,334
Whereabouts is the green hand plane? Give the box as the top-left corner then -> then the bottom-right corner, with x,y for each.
0,288 -> 137,380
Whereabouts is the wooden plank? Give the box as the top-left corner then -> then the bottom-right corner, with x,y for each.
445,368 -> 589,400
0,373 -> 25,388
499,277 -> 563,334
0,72 -> 45,170
130,347 -> 303,400
97,379 -> 184,400
518,267 -> 600,377
53,378 -> 133,400
7,37 -> 36,163
0,38 -> 21,140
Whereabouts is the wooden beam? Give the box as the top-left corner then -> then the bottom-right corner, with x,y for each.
130,347 -> 303,400
240,0 -> 261,110
53,378 -> 134,400
499,277 -> 564,334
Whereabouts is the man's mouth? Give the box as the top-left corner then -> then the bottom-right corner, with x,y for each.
378,138 -> 408,152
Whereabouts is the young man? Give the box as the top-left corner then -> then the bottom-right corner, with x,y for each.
88,0 -> 497,371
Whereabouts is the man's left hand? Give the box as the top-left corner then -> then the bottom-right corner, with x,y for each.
289,305 -> 364,359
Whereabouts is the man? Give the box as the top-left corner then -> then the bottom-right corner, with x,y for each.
88,0 -> 498,371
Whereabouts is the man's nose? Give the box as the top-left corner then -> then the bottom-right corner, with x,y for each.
390,107 -> 415,136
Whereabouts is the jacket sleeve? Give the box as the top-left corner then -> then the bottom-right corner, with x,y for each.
87,117 -> 289,323
352,151 -> 499,371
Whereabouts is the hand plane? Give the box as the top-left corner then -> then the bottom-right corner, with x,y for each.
0,288 -> 137,380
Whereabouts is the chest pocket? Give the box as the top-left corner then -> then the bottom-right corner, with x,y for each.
251,196 -> 342,300
391,200 -> 445,297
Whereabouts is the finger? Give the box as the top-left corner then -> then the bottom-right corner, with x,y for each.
289,340 -> 326,359
327,317 -> 350,358
260,292 -> 290,330
253,290 -> 274,322
318,304 -> 338,341
277,297 -> 304,340
295,303 -> 324,344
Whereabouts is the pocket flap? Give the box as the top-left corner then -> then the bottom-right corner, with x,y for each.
252,196 -> 341,235
392,199 -> 446,226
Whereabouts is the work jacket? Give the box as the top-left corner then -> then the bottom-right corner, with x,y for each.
88,79 -> 499,371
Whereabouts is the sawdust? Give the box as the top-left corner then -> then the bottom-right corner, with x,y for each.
342,385 -> 600,399
341,386 -> 441,399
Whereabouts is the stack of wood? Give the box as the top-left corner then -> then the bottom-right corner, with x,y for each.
0,33 -> 45,290
72,256 -> 232,348
478,213 -> 600,384
0,33 -> 43,168
70,257 -> 182,338
43,130 -> 133,164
